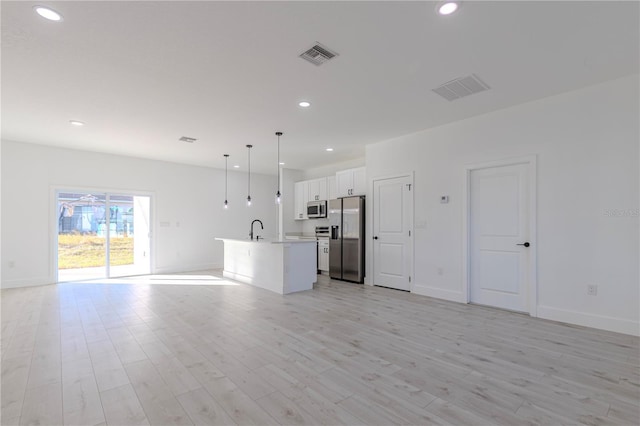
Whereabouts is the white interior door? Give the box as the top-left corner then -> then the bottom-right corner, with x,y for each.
373,175 -> 412,291
470,163 -> 530,312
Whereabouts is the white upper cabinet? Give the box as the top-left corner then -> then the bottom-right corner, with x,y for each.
336,167 -> 366,197
352,167 -> 366,196
294,181 -> 307,220
293,170 -> 363,220
307,178 -> 327,202
336,170 -> 353,198
327,175 -> 337,200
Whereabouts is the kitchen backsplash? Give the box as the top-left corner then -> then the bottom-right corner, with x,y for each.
302,217 -> 329,234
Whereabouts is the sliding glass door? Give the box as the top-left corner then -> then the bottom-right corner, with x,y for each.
57,191 -> 151,282
108,195 -> 151,278
57,192 -> 108,281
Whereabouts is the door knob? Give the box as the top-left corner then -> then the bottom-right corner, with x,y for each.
373,236 -> 378,240
517,242 -> 530,247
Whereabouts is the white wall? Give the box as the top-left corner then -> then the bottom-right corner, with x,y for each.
1,141 -> 278,288
366,74 -> 639,335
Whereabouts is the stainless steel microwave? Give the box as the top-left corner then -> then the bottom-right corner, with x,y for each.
307,200 -> 327,218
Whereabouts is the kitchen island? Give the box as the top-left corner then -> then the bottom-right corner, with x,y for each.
215,238 -> 317,294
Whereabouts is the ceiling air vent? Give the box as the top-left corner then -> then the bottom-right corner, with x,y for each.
299,43 -> 339,66
179,136 -> 197,143
432,74 -> 490,101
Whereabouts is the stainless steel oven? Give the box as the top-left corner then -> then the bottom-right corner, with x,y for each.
307,200 -> 327,218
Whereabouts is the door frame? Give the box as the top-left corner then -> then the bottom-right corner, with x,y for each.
371,172 -> 415,291
50,185 -> 155,283
462,156 -> 538,316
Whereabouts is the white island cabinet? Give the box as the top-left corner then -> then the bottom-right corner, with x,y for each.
216,238 -> 317,294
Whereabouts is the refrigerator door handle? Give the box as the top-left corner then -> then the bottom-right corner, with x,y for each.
331,225 -> 340,240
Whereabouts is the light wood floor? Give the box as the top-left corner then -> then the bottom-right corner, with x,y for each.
1,271 -> 638,426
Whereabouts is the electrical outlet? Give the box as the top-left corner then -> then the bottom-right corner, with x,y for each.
8,261 -> 15,268
437,267 -> 444,276
587,285 -> 598,296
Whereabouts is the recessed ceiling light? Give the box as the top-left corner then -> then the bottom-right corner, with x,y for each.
233,165 -> 240,168
298,101 -> 311,108
437,1 -> 460,16
325,148 -> 334,152
34,5 -> 63,21
69,120 -> 85,126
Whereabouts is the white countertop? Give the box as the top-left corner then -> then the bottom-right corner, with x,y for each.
284,233 -> 317,240
216,237 -> 315,244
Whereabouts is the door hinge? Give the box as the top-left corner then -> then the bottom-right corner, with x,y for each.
409,276 -> 412,283
408,230 -> 411,237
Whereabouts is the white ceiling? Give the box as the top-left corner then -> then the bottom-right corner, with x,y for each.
2,1 -> 638,175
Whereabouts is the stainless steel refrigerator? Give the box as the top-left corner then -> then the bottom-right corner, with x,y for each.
329,196 -> 365,283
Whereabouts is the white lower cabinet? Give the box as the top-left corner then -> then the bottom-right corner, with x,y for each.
318,239 -> 329,272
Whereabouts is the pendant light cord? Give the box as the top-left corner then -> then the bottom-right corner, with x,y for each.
224,154 -> 228,200
223,154 -> 229,208
246,145 -> 252,203
277,132 -> 281,194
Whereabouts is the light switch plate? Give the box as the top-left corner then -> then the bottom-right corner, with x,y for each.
440,195 -> 449,203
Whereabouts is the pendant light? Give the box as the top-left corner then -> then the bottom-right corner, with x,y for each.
246,144 -> 253,206
223,154 -> 229,209
275,132 -> 283,204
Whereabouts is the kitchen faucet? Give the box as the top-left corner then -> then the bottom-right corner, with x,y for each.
250,219 -> 263,240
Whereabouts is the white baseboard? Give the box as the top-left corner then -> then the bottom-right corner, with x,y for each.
537,305 -> 639,336
153,263 -> 221,274
411,284 -> 464,303
1,276 -> 54,289
409,284 -> 638,336
2,264 -> 222,289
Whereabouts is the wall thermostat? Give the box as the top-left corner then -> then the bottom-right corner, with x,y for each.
440,195 -> 449,203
